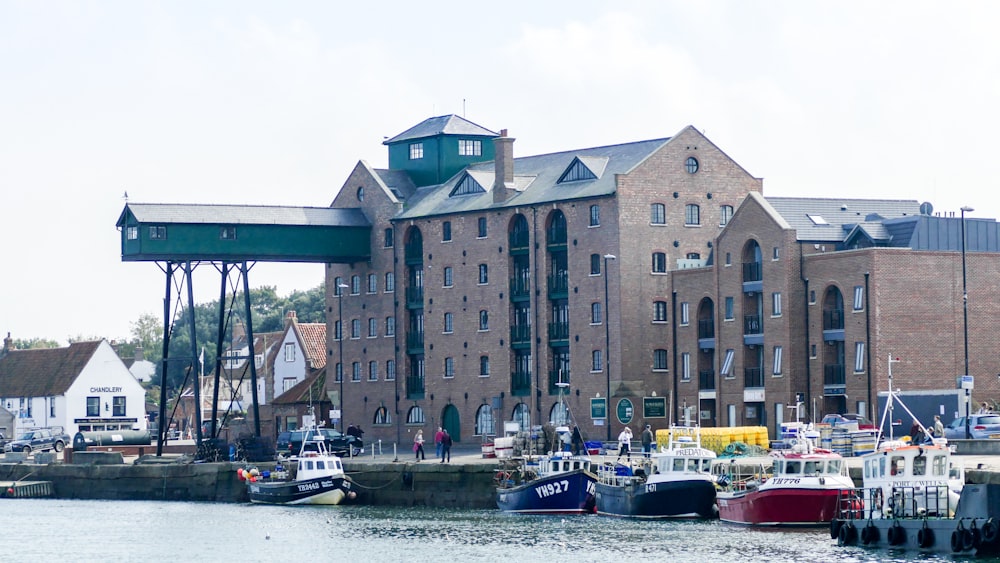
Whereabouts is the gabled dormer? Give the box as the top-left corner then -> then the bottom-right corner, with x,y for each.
384,114 -> 499,187
557,156 -> 608,184
449,172 -> 486,197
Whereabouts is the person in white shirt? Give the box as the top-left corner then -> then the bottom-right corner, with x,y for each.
616,427 -> 633,462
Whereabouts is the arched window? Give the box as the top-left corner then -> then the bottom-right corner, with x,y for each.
406,406 -> 425,425
720,205 -> 734,226
475,404 -> 495,436
512,403 -> 531,431
374,406 -> 391,425
549,402 -> 570,426
652,252 -> 667,273
651,203 -> 666,225
685,204 -> 701,226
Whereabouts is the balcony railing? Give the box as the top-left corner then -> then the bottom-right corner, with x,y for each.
548,321 -> 570,342
406,374 -> 425,399
547,272 -> 569,297
742,261 -> 762,283
509,230 -> 530,251
743,314 -> 763,335
406,331 -> 424,353
510,324 -> 531,347
744,367 -> 764,388
824,364 -> 846,386
510,276 -> 531,300
405,286 -> 424,308
511,370 -> 532,396
699,370 -> 716,390
823,309 -> 845,331
698,318 -> 715,339
549,370 -> 570,395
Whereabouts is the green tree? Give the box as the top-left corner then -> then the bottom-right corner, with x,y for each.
12,337 -> 60,349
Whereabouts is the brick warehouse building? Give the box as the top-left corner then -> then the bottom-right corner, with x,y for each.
324,114 -> 1000,445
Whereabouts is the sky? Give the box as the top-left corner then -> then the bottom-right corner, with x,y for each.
2,1 -> 999,345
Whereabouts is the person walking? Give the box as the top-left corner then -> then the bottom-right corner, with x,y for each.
571,425 -> 584,456
413,429 -> 426,461
440,429 -> 453,463
434,427 -> 445,460
641,424 -> 655,457
616,426 -> 633,463
933,415 -> 945,438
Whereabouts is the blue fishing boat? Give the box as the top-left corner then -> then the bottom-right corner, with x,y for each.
495,451 -> 597,515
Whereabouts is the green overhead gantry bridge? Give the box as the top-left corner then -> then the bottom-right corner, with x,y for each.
116,202 -> 370,456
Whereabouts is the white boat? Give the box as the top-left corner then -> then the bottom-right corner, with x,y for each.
244,423 -> 355,506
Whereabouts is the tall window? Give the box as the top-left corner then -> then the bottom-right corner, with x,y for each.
681,353 -> 691,380
335,362 -> 342,382
334,320 -> 342,340
479,356 -> 490,376
772,292 -> 782,317
444,357 -> 455,378
854,342 -> 866,373
386,360 -> 396,381
444,312 -> 454,333
479,310 -> 489,331
476,405 -> 495,436
409,142 -> 423,160
368,317 -> 377,338
367,274 -> 378,293
112,397 -> 125,417
384,228 -> 394,248
126,226 -> 138,240
590,254 -> 601,275
853,286 -> 864,311
385,317 -> 395,336
385,272 -> 395,293
685,204 -> 701,226
680,302 -> 689,325
592,350 -> 603,372
721,349 -> 735,377
334,277 -> 344,296
351,319 -> 361,339
369,361 -> 378,381
442,221 -> 452,242
589,205 -> 600,226
444,267 -> 454,287
478,217 -> 487,238
284,343 -> 295,362
591,302 -> 602,324
725,297 -> 734,320
49,396 -> 56,417
651,203 -> 666,225
653,349 -> 668,370
653,301 -> 667,322
350,361 -> 359,381
351,275 -> 361,294
478,264 -> 488,284
87,396 -> 99,417
773,346 -> 783,376
720,205 -> 734,226
652,252 -> 667,273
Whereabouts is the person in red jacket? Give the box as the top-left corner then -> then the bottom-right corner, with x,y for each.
434,427 -> 445,460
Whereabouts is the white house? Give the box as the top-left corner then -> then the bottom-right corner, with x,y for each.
0,339 -> 148,436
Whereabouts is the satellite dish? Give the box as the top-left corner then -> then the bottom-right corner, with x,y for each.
919,202 -> 933,216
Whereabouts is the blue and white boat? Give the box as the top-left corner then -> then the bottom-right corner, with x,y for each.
496,450 -> 598,515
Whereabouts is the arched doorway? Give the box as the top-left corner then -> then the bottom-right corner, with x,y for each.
442,404 -> 461,443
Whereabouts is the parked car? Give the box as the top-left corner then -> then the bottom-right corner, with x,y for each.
820,413 -> 876,430
275,428 -> 363,458
944,413 -> 1000,439
4,427 -> 71,453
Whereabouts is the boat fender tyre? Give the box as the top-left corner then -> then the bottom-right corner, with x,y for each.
917,526 -> 935,548
863,524 -> 880,545
830,519 -> 843,540
952,529 -> 964,553
982,520 -> 999,544
838,522 -> 856,546
962,527 -> 978,551
888,524 -> 905,546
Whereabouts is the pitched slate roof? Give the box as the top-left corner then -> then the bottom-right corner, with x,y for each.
271,368 -> 327,405
0,340 -> 101,397
765,197 -> 922,242
397,137 -> 670,219
118,203 -> 370,227
383,114 -> 499,144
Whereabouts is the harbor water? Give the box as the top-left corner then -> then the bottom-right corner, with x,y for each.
6,498 -> 985,562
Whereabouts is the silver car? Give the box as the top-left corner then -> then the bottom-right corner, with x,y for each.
943,413 -> 1000,439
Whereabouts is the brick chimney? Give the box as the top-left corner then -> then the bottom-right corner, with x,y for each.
134,345 -> 144,362
3,332 -> 12,355
284,310 -> 297,330
492,129 -> 515,204
232,320 -> 246,345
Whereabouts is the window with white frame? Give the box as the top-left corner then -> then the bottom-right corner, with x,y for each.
590,254 -> 601,275
126,226 -> 138,240
351,319 -> 360,339
653,349 -> 668,370
680,302 -> 690,325
653,301 -> 667,322
477,217 -> 487,238
351,275 -> 361,294
720,205 -> 734,226
49,396 -> 56,417
652,252 -> 667,273
458,139 -> 482,156
721,349 -> 735,377
444,266 -> 454,287
591,302 -> 602,324
409,143 -> 423,160
284,343 -> 295,362
352,361 -> 361,381
478,264 -> 488,284
479,310 -> 489,331
853,286 -> 864,311
444,312 -> 454,333
367,274 -> 377,293
773,246 -> 780,260
681,353 -> 691,380
374,406 -> 391,425
479,356 -> 490,376
772,292 -> 782,317
386,360 -> 396,381
592,350 -> 602,372
369,361 -> 378,381
113,396 -> 126,416
385,317 -> 395,336
854,342 -> 865,373
476,404 -> 495,436
385,272 -> 395,293
773,346 -> 783,376
444,357 -> 455,378
685,204 -> 700,226
368,317 -> 377,338
589,205 -> 600,226
407,406 -> 425,424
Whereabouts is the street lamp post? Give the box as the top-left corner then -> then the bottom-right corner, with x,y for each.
337,282 -> 349,432
961,206 -> 974,439
603,254 -> 616,441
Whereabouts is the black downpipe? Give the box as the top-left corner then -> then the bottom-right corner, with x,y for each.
864,272 -> 872,421
671,290 -> 679,424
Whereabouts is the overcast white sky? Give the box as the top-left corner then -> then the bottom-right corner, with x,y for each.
2,1 -> 999,344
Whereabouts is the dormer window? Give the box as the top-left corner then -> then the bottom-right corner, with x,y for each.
450,174 -> 485,196
558,158 -> 597,183
409,142 -> 424,160
458,139 -> 482,156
